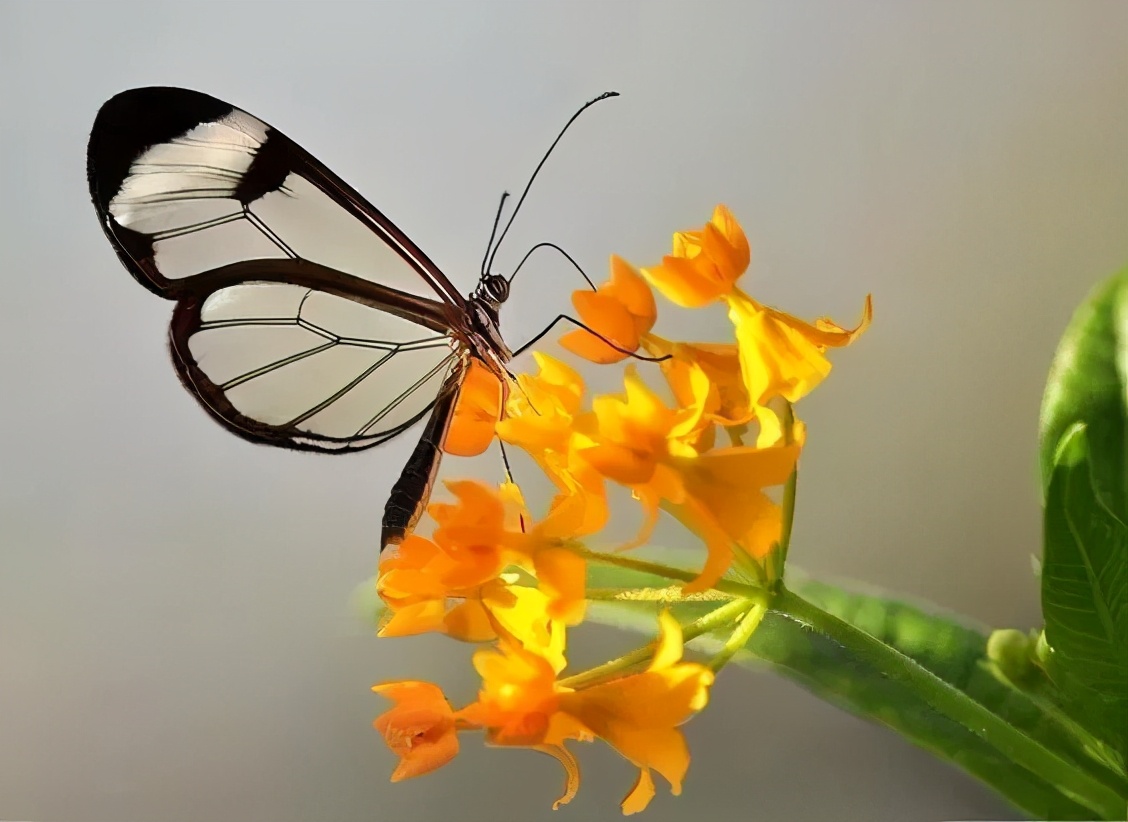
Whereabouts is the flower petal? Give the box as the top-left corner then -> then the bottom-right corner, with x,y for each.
533,545 -> 587,626
373,680 -> 460,781
621,768 -> 656,815
727,290 -> 872,406
444,360 -> 503,457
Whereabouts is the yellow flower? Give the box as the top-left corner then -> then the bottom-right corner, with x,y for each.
641,205 -> 871,440
559,613 -> 715,814
642,205 -> 749,307
727,291 -> 873,409
373,681 -> 460,781
560,256 -> 658,364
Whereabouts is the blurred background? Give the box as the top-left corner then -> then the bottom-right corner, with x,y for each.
2,2 -> 1126,820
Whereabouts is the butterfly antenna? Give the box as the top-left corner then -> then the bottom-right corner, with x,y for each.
481,191 -> 510,277
485,91 -> 619,274
508,241 -> 597,291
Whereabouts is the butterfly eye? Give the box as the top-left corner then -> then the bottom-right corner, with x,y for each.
483,274 -> 510,303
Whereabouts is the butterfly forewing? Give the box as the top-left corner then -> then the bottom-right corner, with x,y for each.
88,87 -> 465,307
88,87 -> 472,453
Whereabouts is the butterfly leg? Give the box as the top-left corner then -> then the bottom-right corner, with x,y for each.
512,314 -> 670,362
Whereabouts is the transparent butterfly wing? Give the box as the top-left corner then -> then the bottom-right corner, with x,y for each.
88,87 -> 472,452
171,281 -> 460,451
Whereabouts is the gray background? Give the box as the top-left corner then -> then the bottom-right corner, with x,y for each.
2,2 -> 1126,820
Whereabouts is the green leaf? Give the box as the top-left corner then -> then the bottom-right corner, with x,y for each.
583,552 -> 1128,818
1039,266 -> 1128,518
1041,424 -> 1128,767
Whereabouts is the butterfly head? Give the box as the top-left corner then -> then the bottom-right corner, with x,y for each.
475,273 -> 510,306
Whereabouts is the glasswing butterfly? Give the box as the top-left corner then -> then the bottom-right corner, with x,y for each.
86,86 -> 620,550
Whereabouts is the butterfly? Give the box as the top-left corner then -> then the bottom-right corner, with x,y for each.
86,86 -> 617,550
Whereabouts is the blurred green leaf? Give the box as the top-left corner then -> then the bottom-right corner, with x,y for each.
1041,424 -> 1128,768
584,550 -> 1126,818
1039,266 -> 1128,518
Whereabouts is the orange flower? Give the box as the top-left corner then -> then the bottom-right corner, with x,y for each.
497,353 -> 587,458
426,480 -> 522,589
640,204 -> 871,418
643,335 -> 755,432
559,613 -> 714,814
377,532 -> 566,656
642,205 -> 749,307
560,256 -> 658,363
444,359 -> 504,457
377,532 -> 501,641
407,479 -> 595,627
497,354 -> 610,535
456,611 -> 714,814
665,432 -> 802,587
373,681 -> 460,781
576,367 -> 799,590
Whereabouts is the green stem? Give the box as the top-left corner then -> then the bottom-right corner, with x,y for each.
776,586 -> 1126,819
709,602 -> 766,672
578,547 -> 769,604
561,598 -> 751,689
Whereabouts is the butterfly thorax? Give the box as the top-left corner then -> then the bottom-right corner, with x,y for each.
467,274 -> 513,365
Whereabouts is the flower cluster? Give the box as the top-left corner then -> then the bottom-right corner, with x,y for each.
372,206 -> 871,813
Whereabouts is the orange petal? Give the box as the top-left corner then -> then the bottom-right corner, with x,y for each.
444,360 -> 503,457
579,443 -> 655,485
533,546 -> 587,626
559,326 -> 631,364
705,204 -> 750,277
622,768 -> 656,815
642,256 -> 727,308
378,601 -> 448,638
605,255 -> 657,335
373,681 -> 460,781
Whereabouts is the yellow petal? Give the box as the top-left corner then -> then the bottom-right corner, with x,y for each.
649,611 -> 684,671
727,290 -> 872,406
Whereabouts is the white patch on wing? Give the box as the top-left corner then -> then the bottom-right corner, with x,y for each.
109,112 -> 269,233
